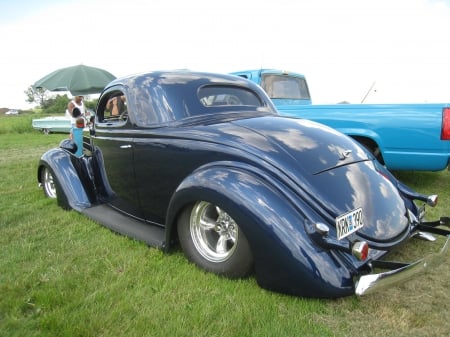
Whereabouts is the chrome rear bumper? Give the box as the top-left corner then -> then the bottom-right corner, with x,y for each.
355,235 -> 449,296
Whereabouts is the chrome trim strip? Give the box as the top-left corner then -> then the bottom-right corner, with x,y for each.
412,231 -> 437,242
355,235 -> 449,296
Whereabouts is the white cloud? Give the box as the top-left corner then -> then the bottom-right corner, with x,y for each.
1,0 -> 450,108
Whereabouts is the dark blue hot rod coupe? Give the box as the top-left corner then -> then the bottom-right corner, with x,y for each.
37,70 -> 449,298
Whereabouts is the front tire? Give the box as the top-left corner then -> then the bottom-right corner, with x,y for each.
177,201 -> 253,278
41,166 -> 57,199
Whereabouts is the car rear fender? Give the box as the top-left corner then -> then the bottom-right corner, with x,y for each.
166,161 -> 356,298
38,147 -> 93,211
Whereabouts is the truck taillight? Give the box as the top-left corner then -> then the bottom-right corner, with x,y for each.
442,108 -> 450,140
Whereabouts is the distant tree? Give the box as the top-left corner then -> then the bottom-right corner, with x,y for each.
84,98 -> 98,110
42,94 -> 70,114
41,95 -> 98,115
24,86 -> 48,106
24,85 -> 98,113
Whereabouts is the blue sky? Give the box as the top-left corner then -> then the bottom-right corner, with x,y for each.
2,0 -> 450,109
0,0 -> 68,22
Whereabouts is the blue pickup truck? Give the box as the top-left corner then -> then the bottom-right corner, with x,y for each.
231,69 -> 450,171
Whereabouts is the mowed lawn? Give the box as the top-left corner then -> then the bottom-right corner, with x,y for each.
0,114 -> 449,337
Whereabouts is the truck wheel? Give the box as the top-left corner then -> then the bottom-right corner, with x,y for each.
41,166 -> 57,198
353,136 -> 385,165
177,201 -> 253,278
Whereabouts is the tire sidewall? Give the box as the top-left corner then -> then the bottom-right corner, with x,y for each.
40,165 -> 71,210
177,203 -> 253,279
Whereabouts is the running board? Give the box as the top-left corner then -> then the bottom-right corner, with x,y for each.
81,204 -> 165,249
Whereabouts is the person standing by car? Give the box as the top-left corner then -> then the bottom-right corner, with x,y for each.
66,95 -> 87,127
66,95 -> 86,118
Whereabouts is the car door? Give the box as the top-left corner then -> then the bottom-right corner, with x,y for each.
93,89 -> 145,220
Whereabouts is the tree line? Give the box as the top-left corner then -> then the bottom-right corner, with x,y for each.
24,86 -> 97,114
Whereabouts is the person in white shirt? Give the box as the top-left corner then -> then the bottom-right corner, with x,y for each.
68,95 -> 85,114
66,96 -> 86,126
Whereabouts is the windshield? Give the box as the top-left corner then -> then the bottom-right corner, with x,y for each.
261,74 -> 310,100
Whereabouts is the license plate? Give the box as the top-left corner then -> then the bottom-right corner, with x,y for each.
336,208 -> 364,240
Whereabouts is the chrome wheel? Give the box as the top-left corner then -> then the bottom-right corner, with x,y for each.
42,167 -> 57,198
177,200 -> 253,278
190,201 -> 238,262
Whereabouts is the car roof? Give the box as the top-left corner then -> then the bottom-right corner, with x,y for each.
105,70 -> 256,90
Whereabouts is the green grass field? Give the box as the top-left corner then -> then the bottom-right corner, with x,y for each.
0,114 -> 449,337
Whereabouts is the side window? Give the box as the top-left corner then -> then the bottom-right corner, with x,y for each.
96,91 -> 128,127
104,93 -> 127,119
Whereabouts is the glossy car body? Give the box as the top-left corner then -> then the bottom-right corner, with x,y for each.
37,71 -> 449,298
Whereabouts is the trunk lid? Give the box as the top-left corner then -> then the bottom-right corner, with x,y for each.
230,116 -> 410,243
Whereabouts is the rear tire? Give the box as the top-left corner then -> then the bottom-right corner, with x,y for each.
177,201 -> 253,278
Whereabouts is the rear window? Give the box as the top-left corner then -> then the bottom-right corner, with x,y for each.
199,85 -> 264,107
261,74 -> 310,100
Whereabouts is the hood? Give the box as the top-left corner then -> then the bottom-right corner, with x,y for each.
222,116 -> 410,244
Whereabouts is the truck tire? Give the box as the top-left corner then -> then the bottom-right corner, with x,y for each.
353,136 -> 385,165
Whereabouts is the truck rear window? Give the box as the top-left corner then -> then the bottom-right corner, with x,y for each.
261,74 -> 310,100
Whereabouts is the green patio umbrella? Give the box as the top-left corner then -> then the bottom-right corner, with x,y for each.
33,64 -> 116,95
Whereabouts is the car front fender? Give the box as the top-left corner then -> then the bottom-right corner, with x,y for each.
166,161 -> 356,298
38,147 -> 93,211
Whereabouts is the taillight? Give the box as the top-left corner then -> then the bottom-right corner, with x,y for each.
352,241 -> 369,261
441,107 -> 450,140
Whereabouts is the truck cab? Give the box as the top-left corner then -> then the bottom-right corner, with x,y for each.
230,69 -> 312,106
